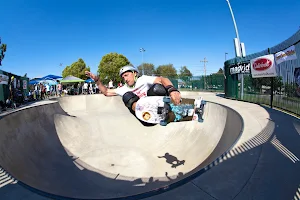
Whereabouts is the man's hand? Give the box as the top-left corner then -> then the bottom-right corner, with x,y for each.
170,91 -> 181,105
85,71 -> 99,81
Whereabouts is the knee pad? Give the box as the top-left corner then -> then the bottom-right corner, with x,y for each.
147,84 -> 167,96
122,91 -> 139,111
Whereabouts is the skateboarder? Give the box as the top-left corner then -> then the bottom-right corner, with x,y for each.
85,66 -> 181,114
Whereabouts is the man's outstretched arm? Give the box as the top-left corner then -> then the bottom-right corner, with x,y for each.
85,71 -> 116,96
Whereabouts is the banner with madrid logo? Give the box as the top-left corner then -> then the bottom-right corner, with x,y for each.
250,54 -> 277,78
275,45 -> 297,64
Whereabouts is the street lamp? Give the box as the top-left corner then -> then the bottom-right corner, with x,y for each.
226,0 -> 245,99
226,0 -> 242,57
139,48 -> 145,75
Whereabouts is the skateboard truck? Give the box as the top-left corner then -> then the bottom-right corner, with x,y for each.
158,97 -> 172,126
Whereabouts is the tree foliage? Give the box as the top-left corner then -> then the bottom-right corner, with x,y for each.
1,44 -> 6,52
0,43 -> 7,66
217,68 -> 224,74
244,75 -> 284,93
98,53 -> 130,84
178,66 -> 193,82
137,63 -> 155,76
62,58 -> 90,79
155,64 -> 177,78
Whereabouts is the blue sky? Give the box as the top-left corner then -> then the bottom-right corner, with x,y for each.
1,0 -> 300,79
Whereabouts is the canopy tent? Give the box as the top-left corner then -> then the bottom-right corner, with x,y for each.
85,78 -> 95,83
60,75 -> 85,83
29,80 -> 40,85
29,79 -> 57,86
29,74 -> 62,85
38,79 -> 57,86
41,74 -> 62,80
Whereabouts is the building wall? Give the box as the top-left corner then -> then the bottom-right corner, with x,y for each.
0,70 -> 29,102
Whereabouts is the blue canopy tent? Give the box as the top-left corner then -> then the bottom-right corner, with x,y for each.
38,79 -> 58,86
85,78 -> 95,83
29,79 -> 57,86
41,74 -> 62,80
29,79 -> 40,85
29,74 -> 62,85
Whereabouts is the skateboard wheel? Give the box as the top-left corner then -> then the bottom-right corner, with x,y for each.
160,120 -> 168,126
163,97 -> 171,103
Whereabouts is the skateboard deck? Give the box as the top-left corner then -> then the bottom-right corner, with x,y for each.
135,96 -> 205,126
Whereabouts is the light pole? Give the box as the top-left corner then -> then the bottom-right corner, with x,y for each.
226,0 -> 242,57
225,52 -> 228,61
139,48 -> 145,75
226,0 -> 245,99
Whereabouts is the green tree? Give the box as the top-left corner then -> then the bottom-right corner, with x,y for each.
155,64 -> 177,78
246,76 -> 283,93
0,43 -> 7,66
62,66 -> 71,78
98,53 -> 130,84
137,63 -> 155,76
62,58 -> 90,79
178,66 -> 193,83
284,82 -> 296,97
217,68 -> 224,74
274,76 -> 283,92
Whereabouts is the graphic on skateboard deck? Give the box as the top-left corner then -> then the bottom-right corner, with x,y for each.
135,96 -> 205,126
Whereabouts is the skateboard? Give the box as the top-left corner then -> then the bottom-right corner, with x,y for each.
135,96 -> 205,126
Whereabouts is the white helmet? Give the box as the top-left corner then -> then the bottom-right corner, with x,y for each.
119,65 -> 139,77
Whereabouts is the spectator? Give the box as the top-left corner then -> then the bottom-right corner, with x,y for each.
108,79 -> 114,89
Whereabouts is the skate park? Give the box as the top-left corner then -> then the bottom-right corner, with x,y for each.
0,91 -> 299,200
1,1 -> 300,199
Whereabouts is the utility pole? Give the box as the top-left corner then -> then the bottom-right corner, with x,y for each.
139,48 -> 145,75
200,57 -> 208,90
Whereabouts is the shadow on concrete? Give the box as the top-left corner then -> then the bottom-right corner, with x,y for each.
215,93 -> 225,98
157,153 -> 185,169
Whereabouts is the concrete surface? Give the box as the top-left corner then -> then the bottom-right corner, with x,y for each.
0,92 -> 299,200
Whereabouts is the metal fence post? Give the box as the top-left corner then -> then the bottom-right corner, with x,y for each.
268,48 -> 274,108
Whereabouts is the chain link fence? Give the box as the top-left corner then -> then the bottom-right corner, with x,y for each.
166,74 -> 225,92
